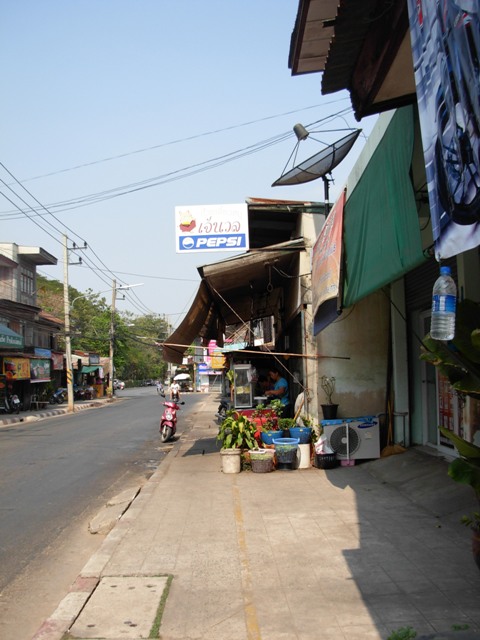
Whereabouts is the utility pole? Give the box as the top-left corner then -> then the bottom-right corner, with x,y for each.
63,235 -> 74,412
108,279 -> 116,397
107,280 -> 144,397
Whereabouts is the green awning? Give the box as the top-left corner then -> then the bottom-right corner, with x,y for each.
343,107 -> 426,307
80,365 -> 100,373
0,324 -> 23,348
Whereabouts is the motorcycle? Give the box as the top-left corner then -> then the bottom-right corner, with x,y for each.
50,388 -> 67,404
0,393 -> 21,414
216,396 -> 230,424
159,400 -> 184,442
9,394 -> 21,414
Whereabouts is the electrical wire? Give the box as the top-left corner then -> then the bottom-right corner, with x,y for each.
0,106 -> 359,218
16,100 -> 350,184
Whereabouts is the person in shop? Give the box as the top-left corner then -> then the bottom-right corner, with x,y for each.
255,374 -> 272,397
265,367 -> 292,417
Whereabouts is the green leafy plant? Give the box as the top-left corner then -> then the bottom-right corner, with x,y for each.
252,403 -> 280,431
278,417 -> 295,431
387,627 -> 416,640
421,300 -> 480,533
217,410 -> 257,450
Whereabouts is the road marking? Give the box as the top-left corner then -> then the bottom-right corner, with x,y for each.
232,480 -> 262,640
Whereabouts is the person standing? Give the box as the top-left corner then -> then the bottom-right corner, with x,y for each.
265,367 -> 291,417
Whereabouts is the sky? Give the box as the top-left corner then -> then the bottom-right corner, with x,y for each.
1,1 -> 378,331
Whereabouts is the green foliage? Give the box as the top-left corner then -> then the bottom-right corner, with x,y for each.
36,276 -> 169,381
278,418 -> 296,430
387,627 -> 416,640
421,300 -> 480,536
421,299 -> 480,398
217,411 -> 257,449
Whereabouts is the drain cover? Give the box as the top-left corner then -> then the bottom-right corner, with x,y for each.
70,576 -> 168,639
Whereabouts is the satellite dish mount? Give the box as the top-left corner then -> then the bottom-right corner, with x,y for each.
272,124 -> 362,214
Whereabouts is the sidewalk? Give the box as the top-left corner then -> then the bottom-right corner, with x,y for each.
32,395 -> 479,640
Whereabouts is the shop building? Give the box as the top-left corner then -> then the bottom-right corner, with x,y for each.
0,243 -> 63,407
287,0 -> 480,451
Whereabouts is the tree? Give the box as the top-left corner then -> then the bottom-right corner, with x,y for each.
36,276 -> 170,380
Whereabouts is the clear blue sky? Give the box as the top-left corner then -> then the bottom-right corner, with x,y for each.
1,1 -> 377,329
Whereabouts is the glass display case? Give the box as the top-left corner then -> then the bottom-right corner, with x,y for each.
233,364 -> 253,408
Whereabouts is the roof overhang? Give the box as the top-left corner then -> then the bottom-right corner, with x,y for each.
198,237 -> 306,326
289,0 -> 417,120
162,238 -> 306,364
17,246 -> 57,266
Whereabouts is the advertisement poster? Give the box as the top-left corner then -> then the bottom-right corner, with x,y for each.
175,203 -> 249,253
407,0 -> 480,259
30,358 -> 51,382
51,352 -> 64,370
3,357 -> 30,380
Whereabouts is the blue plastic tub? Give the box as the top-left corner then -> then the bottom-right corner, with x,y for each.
288,427 -> 312,444
272,437 -> 300,447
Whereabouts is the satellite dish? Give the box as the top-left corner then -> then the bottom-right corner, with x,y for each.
272,129 -> 362,188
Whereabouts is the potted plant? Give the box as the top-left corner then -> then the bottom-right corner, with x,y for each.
253,402 -> 283,445
320,375 -> 338,419
217,410 -> 257,473
249,448 -> 275,473
287,416 -> 312,444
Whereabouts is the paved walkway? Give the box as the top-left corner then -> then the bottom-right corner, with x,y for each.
12,395 -> 480,640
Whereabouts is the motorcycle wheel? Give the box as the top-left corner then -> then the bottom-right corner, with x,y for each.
160,425 -> 173,443
56,396 -> 65,404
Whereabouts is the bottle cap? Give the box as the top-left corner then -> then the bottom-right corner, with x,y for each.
439,266 -> 451,275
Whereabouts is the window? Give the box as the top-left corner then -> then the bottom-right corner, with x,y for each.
20,267 -> 34,295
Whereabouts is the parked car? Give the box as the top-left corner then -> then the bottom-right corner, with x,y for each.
113,379 -> 125,390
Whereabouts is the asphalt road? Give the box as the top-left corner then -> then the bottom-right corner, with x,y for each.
0,387 -> 203,640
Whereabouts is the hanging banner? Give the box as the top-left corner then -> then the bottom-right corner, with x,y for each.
3,357 -> 30,380
407,0 -> 480,260
312,191 -> 345,334
175,203 -> 249,253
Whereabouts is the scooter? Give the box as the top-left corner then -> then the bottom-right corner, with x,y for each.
50,388 -> 67,404
216,396 -> 230,423
159,400 -> 184,442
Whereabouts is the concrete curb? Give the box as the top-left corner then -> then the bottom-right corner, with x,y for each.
0,398 -> 118,428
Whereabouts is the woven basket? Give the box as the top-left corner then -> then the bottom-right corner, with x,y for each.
251,457 -> 274,473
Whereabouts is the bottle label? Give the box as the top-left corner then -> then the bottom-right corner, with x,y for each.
432,294 -> 456,313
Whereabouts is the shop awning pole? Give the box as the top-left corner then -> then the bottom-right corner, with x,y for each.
162,342 -> 349,360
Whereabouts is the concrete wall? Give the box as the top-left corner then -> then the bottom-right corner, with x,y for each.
315,290 -> 390,419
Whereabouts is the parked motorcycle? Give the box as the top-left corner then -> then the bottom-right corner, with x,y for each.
216,397 -> 230,424
0,393 -> 22,414
50,388 -> 67,404
159,400 -> 184,443
9,393 -> 21,414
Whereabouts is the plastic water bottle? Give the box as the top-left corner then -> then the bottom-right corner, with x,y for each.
430,266 -> 456,340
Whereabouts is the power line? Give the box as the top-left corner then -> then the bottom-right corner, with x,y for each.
16,99 -> 350,184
